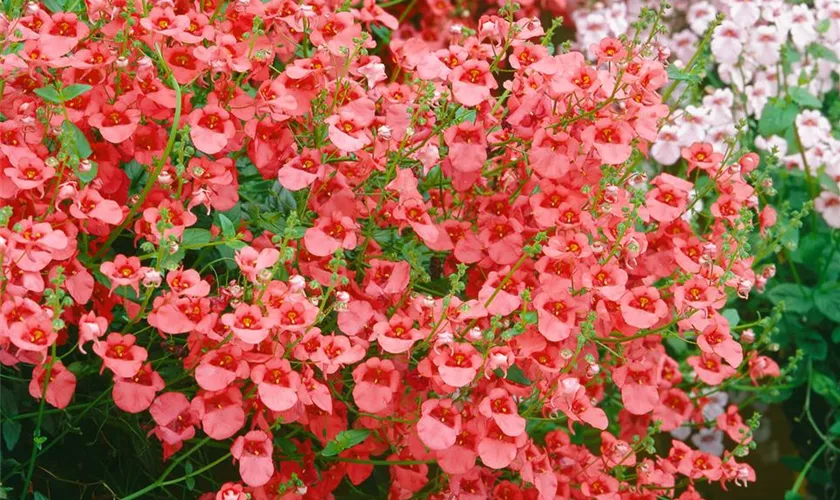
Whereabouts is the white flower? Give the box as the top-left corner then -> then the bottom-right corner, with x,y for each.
651,125 -> 682,165
749,26 -> 782,66
816,192 -> 840,228
688,2 -> 718,35
712,21 -> 746,65
795,110 -> 831,148
790,5 -> 818,49
692,428 -> 726,457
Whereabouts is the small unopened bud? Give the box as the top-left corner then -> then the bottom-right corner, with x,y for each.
289,275 -> 306,292
25,1 -> 39,14
336,290 -> 350,303
377,125 -> 392,139
168,240 -> 179,254
560,348 -> 574,360
115,56 -> 129,68
737,279 -> 752,299
79,159 -> 93,172
157,171 -> 173,185
257,268 -> 273,281
467,327 -> 482,341
45,157 -> 59,168
702,242 -> 717,257
143,269 -> 162,287
560,377 -> 580,395
762,265 -> 776,279
422,295 -> 435,308
741,329 -> 755,344
138,56 -> 154,67
587,363 -> 600,376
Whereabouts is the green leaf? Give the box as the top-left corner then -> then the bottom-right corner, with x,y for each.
62,121 -> 92,158
34,87 -> 62,104
832,326 -> 840,344
454,107 -> 477,124
2,419 -> 21,451
76,160 -> 98,184
666,65 -> 701,84
818,173 -> 840,195
784,491 -> 803,500
0,386 -> 18,417
758,98 -> 798,137
815,289 -> 840,322
184,462 -> 195,490
807,43 -> 840,63
797,330 -> 827,361
41,0 -> 65,11
504,364 -> 531,385
181,228 -> 212,246
788,87 -> 822,109
812,372 -> 840,406
817,18 -> 831,34
321,430 -> 370,457
61,83 -> 92,101
766,284 -> 813,314
829,419 -> 840,436
218,213 -> 236,240
721,309 -> 740,327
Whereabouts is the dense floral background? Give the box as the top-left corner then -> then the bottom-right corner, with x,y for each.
0,0 -> 838,498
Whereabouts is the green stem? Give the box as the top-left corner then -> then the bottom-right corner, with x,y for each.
19,345 -> 57,500
121,437 -> 216,500
93,48 -> 182,259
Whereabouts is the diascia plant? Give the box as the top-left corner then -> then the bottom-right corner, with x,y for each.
0,0 -> 785,498
571,0 -> 840,498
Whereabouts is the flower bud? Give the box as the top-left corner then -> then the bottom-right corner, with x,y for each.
467,327 -> 482,341
25,1 -> 39,14
289,275 -> 306,292
158,171 -> 174,185
377,125 -> 392,139
336,290 -> 350,303
741,329 -> 755,344
79,159 -> 93,172
143,269 -> 162,288
560,377 -> 580,395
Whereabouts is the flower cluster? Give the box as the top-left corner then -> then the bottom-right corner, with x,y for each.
0,0 -> 783,498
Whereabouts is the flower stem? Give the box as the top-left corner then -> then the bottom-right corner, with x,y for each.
92,46 -> 182,259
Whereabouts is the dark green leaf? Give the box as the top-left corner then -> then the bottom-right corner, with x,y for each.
454,107 -> 477,124
766,284 -> 813,314
41,0 -> 65,11
721,309 -> 740,327
33,492 -> 49,500
76,160 -> 98,184
788,87 -> 822,108
758,98 -> 798,137
61,83 -> 92,101
2,420 -> 21,451
784,491 -> 803,500
218,213 -> 236,240
184,462 -> 195,490
62,121 -> 92,158
0,386 -> 17,417
34,87 -> 62,104
666,65 -> 701,84
807,43 -> 840,63
504,364 -> 531,385
815,289 -> 840,322
321,430 -> 370,457
832,326 -> 840,344
829,419 -> 840,436
818,173 -> 840,195
797,330 -> 827,361
182,228 -> 212,246
812,372 -> 840,406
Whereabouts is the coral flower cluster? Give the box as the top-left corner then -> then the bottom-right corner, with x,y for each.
0,0 -> 783,498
